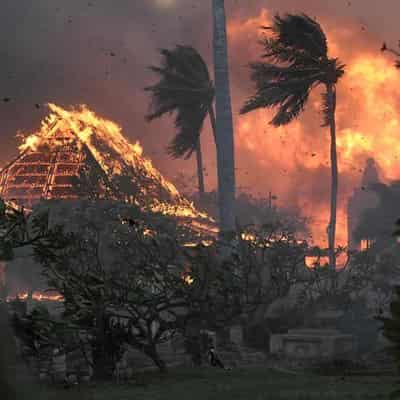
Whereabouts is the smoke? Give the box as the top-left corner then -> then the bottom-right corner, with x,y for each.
1,0 -> 400,245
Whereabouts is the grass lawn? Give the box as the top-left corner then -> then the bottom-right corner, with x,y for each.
17,367 -> 397,400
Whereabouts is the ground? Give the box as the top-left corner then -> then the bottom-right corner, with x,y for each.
19,367 -> 396,400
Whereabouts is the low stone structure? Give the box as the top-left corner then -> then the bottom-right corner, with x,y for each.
270,329 -> 355,360
33,345 -> 93,384
229,325 -> 244,347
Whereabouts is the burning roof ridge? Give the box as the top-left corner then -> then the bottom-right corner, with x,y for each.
11,103 -> 214,223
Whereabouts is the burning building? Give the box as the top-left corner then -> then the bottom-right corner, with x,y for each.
0,103 -> 215,234
347,158 -> 381,251
0,104 -> 217,301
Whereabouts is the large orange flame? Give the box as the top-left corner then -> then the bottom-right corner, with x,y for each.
18,104 -> 213,222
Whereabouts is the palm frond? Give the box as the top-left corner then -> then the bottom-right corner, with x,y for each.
145,46 -> 214,158
145,66 -> 200,89
271,89 -> 311,126
241,13 -> 344,127
248,62 -> 323,82
259,37 -> 316,65
167,103 -> 209,159
272,13 -> 328,59
240,63 -> 317,119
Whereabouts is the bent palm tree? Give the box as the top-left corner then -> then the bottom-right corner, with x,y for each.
240,13 -> 345,269
145,45 -> 216,195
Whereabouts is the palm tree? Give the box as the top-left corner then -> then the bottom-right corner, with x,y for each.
145,45 -> 216,195
240,13 -> 345,269
212,0 -> 236,236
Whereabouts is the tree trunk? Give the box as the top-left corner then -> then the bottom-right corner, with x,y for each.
195,140 -> 205,195
326,83 -> 338,273
212,0 -> 236,237
208,104 -> 217,144
93,306 -> 111,380
144,344 -> 167,373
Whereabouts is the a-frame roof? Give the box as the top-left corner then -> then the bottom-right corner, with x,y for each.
0,104 -> 215,230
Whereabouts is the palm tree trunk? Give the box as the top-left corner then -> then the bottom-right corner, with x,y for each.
212,0 -> 236,237
93,305 -> 111,380
195,140 -> 205,194
326,83 -> 338,272
208,104 -> 217,144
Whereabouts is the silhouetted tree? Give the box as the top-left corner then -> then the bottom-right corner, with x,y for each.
241,13 -> 345,269
33,200 -> 265,374
145,45 -> 216,195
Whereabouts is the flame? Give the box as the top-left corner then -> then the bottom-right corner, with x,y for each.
19,135 -> 42,152
183,274 -> 194,285
7,291 -> 64,302
181,265 -> 194,285
226,10 -> 400,247
17,103 -> 214,224
241,232 -> 256,241
305,256 -> 329,268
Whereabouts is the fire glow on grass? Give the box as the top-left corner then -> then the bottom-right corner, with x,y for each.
18,103 -> 213,222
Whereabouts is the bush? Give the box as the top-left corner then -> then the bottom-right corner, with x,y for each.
243,323 -> 270,350
377,285 -> 400,372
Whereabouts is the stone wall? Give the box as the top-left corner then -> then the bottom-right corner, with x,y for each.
31,345 -> 93,384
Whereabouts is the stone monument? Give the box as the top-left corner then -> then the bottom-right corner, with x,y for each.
270,308 -> 355,360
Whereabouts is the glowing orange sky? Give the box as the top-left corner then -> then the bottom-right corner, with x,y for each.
2,1 -> 400,249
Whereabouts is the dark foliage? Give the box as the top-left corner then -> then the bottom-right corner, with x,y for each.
12,305 -> 67,357
190,190 -> 309,236
377,286 -> 400,399
145,45 -> 214,159
30,200 -> 266,374
241,13 -> 344,126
